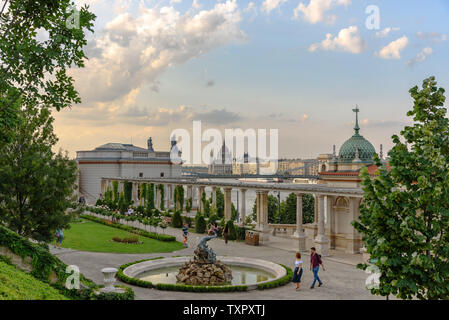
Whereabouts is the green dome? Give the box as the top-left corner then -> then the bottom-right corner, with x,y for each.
338,133 -> 375,163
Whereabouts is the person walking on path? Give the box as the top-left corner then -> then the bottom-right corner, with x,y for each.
54,228 -> 64,248
310,247 -> 325,289
292,252 -> 303,291
182,224 -> 189,248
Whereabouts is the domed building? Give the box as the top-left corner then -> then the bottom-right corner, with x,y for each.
319,106 -> 382,188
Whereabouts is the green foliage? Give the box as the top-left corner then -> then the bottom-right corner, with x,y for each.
117,192 -> 127,214
195,214 -> 207,234
157,184 -> 165,211
112,181 -> 119,204
0,107 -> 77,242
185,197 -> 193,213
124,181 -> 133,205
64,217 -> 182,253
82,212 -> 176,242
225,220 -> 237,240
208,214 -> 219,226
257,265 -> 293,290
353,77 -> 449,300
174,185 -> 185,211
171,210 -> 183,228
216,188 -> 224,217
302,194 -> 315,224
0,260 -> 68,300
231,203 -> 237,221
146,183 -> 155,211
0,224 -> 111,300
0,0 -> 96,141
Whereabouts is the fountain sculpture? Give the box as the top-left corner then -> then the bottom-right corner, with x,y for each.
176,227 -> 232,286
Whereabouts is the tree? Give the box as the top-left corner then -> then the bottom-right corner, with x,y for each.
174,185 -> 184,211
267,194 -> 279,223
171,210 -> 183,228
280,193 -> 297,224
353,77 -> 449,300
124,181 -> 133,205
195,214 -> 206,234
0,0 -> 95,139
216,188 -> 224,217
0,106 -> 77,242
186,197 -> 192,213
303,194 -> 315,224
117,192 -> 127,214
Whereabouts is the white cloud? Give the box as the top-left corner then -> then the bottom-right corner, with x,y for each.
70,0 -> 244,104
309,26 -> 365,54
245,1 -> 257,13
406,47 -> 433,66
192,0 -> 201,9
416,32 -> 447,43
293,0 -> 352,24
375,27 -> 399,38
375,36 -> 409,60
261,0 -> 288,14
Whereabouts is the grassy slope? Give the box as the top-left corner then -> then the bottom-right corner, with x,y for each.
61,219 -> 183,254
0,260 -> 68,300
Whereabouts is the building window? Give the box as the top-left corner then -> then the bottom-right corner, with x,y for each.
139,172 -> 143,178
160,172 -> 164,178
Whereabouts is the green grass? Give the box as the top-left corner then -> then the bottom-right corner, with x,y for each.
0,260 -> 68,300
61,219 -> 183,254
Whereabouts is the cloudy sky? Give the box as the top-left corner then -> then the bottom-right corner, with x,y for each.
53,0 -> 449,160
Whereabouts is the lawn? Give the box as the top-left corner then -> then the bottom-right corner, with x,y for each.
0,260 -> 68,300
61,219 -> 183,254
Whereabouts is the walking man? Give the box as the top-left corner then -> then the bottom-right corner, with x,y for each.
310,247 -> 325,289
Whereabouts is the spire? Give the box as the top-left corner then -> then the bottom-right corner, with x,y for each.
352,105 -> 360,135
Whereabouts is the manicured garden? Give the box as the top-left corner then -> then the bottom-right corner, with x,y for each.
61,218 -> 183,254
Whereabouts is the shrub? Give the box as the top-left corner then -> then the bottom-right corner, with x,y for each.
112,236 -> 139,244
171,210 -> 183,228
235,225 -> 247,240
182,216 -> 193,228
208,214 -> 219,225
225,220 -> 237,240
257,264 -> 293,290
195,214 -> 207,234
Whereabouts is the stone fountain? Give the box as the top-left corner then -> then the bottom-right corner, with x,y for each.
176,230 -> 232,286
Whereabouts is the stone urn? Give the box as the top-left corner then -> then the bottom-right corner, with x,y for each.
101,267 -> 118,293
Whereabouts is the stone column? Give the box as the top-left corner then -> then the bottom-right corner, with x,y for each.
164,185 -> 169,211
198,186 -> 205,213
224,187 -> 232,220
167,184 -> 173,210
132,182 -> 138,204
255,190 -> 270,244
212,187 -> 217,209
156,186 -> 160,210
240,189 -> 247,225
293,193 -> 307,251
346,197 -> 361,254
314,195 -> 330,256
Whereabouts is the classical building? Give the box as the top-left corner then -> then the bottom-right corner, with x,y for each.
308,106 -> 386,253
208,141 -> 233,175
277,158 -> 319,176
76,137 -> 182,204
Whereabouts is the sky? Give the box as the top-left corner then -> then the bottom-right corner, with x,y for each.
53,0 -> 449,160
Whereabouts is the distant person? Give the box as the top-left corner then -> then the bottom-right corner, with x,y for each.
310,247 -> 325,289
182,224 -> 189,248
292,252 -> 303,291
127,207 -> 134,216
54,228 -> 63,248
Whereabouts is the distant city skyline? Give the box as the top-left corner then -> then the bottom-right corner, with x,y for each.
53,0 -> 449,159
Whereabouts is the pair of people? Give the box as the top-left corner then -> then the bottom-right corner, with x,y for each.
292,247 -> 325,291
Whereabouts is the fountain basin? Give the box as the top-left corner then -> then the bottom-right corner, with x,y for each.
122,256 -> 286,290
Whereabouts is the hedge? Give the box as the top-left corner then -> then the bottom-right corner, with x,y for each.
256,264 -> 293,290
81,214 -> 176,242
117,258 -> 292,292
0,224 -> 134,300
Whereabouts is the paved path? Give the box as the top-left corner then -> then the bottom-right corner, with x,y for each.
51,216 -> 381,300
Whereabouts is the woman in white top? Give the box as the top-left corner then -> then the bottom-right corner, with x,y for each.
292,252 -> 303,291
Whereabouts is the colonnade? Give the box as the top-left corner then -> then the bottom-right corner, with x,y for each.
100,178 -> 363,256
